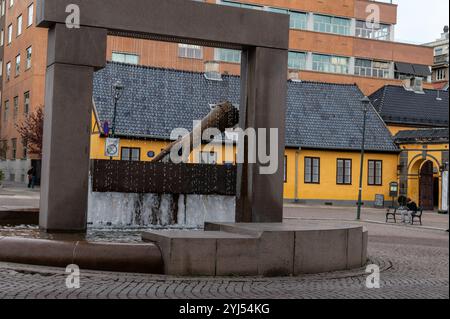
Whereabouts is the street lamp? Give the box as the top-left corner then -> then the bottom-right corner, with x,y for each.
356,96 -> 370,220
111,80 -> 125,138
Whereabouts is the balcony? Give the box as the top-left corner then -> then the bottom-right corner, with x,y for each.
434,54 -> 449,65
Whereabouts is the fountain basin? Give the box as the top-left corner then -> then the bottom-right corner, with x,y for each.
142,221 -> 368,276
0,236 -> 163,274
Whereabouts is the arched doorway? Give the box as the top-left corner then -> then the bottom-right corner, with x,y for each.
419,161 -> 435,210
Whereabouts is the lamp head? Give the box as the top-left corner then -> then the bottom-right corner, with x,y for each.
360,96 -> 370,112
112,80 -> 124,99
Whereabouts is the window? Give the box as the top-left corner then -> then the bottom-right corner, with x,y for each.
7,24 -> 12,44
436,68 -> 447,81
0,29 -> 3,46
11,138 -> 16,160
355,59 -> 390,78
6,61 -> 10,80
314,14 -> 350,36
0,60 -> 2,76
178,44 -> 203,59
304,157 -> 320,184
220,0 -> 262,10
13,96 -> 18,120
27,3 -> 34,27
24,91 -> 30,114
3,100 -> 9,122
17,15 -> 22,36
121,147 -> 140,161
435,48 -> 443,56
368,160 -> 382,186
200,151 -> 217,164
355,20 -> 391,40
312,54 -> 349,74
9,0 -> 13,8
26,46 -> 32,69
215,49 -> 241,63
290,11 -> 307,30
337,159 -> 352,185
288,51 -> 307,70
111,52 -> 139,65
15,54 -> 20,75
1,1 -> 5,17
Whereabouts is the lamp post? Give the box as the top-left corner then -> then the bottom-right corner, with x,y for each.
357,96 -> 370,220
111,80 -> 124,138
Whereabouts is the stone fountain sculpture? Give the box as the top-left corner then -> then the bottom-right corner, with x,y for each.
0,0 -> 367,276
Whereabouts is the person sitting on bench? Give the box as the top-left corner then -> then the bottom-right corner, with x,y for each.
401,198 -> 418,224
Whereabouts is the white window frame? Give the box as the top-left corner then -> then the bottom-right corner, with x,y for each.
111,52 -> 139,65
26,46 -> 32,69
178,44 -> 203,60
15,54 -> 20,75
7,24 -> 12,44
17,15 -> 22,36
27,3 -> 34,27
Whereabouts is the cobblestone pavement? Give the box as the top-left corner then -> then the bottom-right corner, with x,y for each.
0,218 -> 448,299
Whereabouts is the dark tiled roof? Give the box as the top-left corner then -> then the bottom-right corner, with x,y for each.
93,62 -> 399,152
369,85 -> 449,127
394,128 -> 449,144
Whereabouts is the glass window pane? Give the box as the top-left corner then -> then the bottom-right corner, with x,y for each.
121,148 -> 130,161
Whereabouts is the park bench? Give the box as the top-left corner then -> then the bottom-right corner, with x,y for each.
386,207 -> 424,225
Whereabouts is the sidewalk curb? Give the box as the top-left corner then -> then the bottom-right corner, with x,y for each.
284,217 -> 449,232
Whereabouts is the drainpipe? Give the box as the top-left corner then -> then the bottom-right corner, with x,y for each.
294,147 -> 301,203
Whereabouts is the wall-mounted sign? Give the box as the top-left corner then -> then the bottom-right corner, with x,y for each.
147,151 -> 155,158
389,182 -> 399,198
105,138 -> 120,157
374,194 -> 385,208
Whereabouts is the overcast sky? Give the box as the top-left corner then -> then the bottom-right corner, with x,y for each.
392,0 -> 449,44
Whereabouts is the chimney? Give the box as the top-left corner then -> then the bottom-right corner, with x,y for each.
288,70 -> 301,82
411,77 -> 424,93
204,61 -> 222,81
402,77 -> 412,90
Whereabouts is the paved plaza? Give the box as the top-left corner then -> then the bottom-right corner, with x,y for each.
0,186 -> 448,299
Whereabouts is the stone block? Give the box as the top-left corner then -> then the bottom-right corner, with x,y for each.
258,231 -> 295,276
216,238 -> 258,276
347,226 -> 364,268
362,229 -> 369,265
295,229 -> 348,274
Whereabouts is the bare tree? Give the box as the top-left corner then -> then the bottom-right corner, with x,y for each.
0,140 -> 8,160
15,107 -> 44,156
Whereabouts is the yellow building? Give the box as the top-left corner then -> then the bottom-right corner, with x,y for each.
370,85 -> 449,211
91,62 -> 404,208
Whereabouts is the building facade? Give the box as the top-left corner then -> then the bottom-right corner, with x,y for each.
370,85 -> 449,211
107,0 -> 433,95
91,62 -> 400,207
424,26 -> 449,90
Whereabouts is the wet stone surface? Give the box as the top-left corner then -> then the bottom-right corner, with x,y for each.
0,218 -> 448,299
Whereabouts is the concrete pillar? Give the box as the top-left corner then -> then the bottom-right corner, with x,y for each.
307,13 -> 314,31
348,57 -> 356,75
390,25 -> 395,42
350,18 -> 356,37
389,61 -> 395,79
236,47 -> 288,223
39,24 -> 107,232
306,52 -> 313,71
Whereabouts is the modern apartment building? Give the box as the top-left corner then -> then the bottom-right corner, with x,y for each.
108,0 -> 434,95
0,0 -> 47,182
425,26 -> 449,89
0,0 -> 435,182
